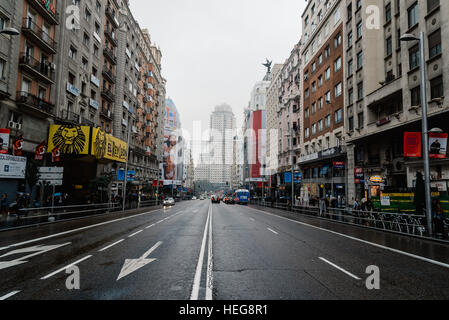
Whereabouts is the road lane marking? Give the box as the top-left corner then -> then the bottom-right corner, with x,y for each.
249,218 -> 255,222
41,255 -> 93,280
0,291 -> 21,300
249,207 -> 449,270
99,239 -> 125,252
145,224 -> 156,229
267,228 -> 278,235
117,241 -> 162,281
128,230 -> 143,238
0,243 -> 71,271
0,209 -> 165,251
319,257 -> 361,280
205,205 -> 213,301
191,204 -> 211,300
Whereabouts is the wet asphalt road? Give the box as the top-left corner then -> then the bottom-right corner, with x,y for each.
0,200 -> 449,300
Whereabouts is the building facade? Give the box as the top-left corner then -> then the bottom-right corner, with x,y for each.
300,0 -> 346,200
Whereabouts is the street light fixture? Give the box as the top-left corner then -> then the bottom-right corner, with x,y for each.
400,31 -> 433,236
0,27 -> 20,36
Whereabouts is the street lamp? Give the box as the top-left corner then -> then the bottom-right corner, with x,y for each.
0,27 -> 20,36
400,32 -> 433,236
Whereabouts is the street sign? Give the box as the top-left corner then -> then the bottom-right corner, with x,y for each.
39,167 -> 64,185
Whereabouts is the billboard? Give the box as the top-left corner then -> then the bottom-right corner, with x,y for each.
0,154 -> 27,179
429,132 -> 448,159
162,130 -> 178,181
0,129 -> 10,154
404,132 -> 422,158
163,98 -> 182,184
92,128 -> 127,163
48,125 -> 90,155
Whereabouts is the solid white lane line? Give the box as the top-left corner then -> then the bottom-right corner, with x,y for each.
128,230 -> 143,238
319,257 -> 361,281
0,291 -> 21,300
249,207 -> 449,270
0,209 -> 162,251
205,205 -> 213,301
41,255 -> 93,280
99,239 -> 125,252
190,204 -> 211,300
267,228 -> 279,235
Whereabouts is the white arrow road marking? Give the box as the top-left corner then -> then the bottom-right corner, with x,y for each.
0,291 -> 21,300
117,241 -> 163,281
0,243 -> 71,271
319,257 -> 361,281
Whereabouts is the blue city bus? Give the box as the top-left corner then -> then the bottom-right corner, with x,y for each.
236,189 -> 250,205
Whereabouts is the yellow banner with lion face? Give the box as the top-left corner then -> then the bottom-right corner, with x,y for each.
48,125 -> 90,155
91,128 -> 127,163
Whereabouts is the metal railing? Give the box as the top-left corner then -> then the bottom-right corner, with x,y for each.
250,200 -> 449,241
22,18 -> 57,51
0,200 -> 160,231
19,53 -> 55,82
16,91 -> 54,114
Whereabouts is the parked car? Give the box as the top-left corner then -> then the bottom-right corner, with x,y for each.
163,198 -> 175,206
224,197 -> 235,205
211,195 -> 221,204
192,196 -> 197,200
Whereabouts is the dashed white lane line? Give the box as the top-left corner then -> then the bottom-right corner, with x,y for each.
128,230 -> 144,238
99,239 -> 125,252
145,224 -> 156,229
0,291 -> 21,300
319,257 -> 362,281
267,228 -> 279,235
248,207 -> 449,270
41,255 -> 93,280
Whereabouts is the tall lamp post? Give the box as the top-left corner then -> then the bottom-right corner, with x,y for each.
401,32 -> 433,236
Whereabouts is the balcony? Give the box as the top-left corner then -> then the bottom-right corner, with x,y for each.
101,89 -> 115,102
104,28 -> 118,47
21,18 -> 57,54
59,110 -> 80,124
105,6 -> 119,28
103,47 -> 117,65
16,91 -> 54,118
102,65 -> 116,84
100,108 -> 113,121
81,116 -> 95,127
19,53 -> 55,84
28,0 -> 59,25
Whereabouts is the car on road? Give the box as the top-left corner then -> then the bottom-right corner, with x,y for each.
163,198 -> 175,206
211,195 -> 221,204
224,197 -> 235,205
192,196 -> 197,200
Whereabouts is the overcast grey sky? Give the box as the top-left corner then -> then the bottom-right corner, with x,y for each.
129,0 -> 307,138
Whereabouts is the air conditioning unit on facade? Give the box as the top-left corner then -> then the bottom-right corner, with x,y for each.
8,121 -> 21,130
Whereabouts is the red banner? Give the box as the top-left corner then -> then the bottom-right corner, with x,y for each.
0,129 -> 10,154
152,180 -> 163,187
52,147 -> 60,163
404,132 -> 422,158
34,141 -> 46,161
13,135 -> 23,156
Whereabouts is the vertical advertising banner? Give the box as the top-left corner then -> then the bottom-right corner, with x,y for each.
0,129 -> 10,154
163,130 -> 178,182
429,132 -> 448,159
404,132 -> 422,158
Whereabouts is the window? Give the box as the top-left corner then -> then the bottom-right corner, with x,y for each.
69,46 -> 77,59
357,51 -> 363,69
318,75 -> 323,87
356,0 -> 362,10
325,67 -> 330,80
348,88 -> 354,104
82,57 -> 88,70
335,109 -> 343,124
408,3 -> 419,28
335,82 -> 342,98
312,123 -> 317,135
318,97 -> 323,110
358,113 -> 364,129
312,102 -> 316,114
430,76 -> 443,99
0,15 -> 6,31
347,3 -> 353,18
409,45 -> 420,69
94,45 -> 99,57
429,29 -> 442,58
411,86 -> 421,106
318,54 -> 323,65
312,62 -> 317,72
312,81 -> 316,93
386,37 -> 392,56
385,3 -> 392,23
349,116 -> 354,131
324,45 -> 330,58
334,33 -> 342,48
305,108 -> 310,118
85,9 -> 91,22
334,8 -> 341,25
0,58 -> 5,80
357,22 -> 362,39
348,31 -> 353,47
334,57 -> 342,72
428,0 -> 440,12
325,91 -> 331,104
357,82 -> 364,100
305,128 -> 310,139
325,115 -> 331,128
348,59 -> 353,76
318,120 -> 323,132
83,33 -> 90,46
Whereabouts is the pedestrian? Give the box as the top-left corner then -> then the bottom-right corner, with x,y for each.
433,199 -> 445,239
0,193 -> 7,215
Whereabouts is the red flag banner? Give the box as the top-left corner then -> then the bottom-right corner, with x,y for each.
429,132 -> 448,159
404,132 -> 422,158
13,135 -> 23,157
52,147 -> 60,163
35,141 -> 46,161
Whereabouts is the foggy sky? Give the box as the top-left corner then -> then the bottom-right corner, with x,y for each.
129,0 -> 307,150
